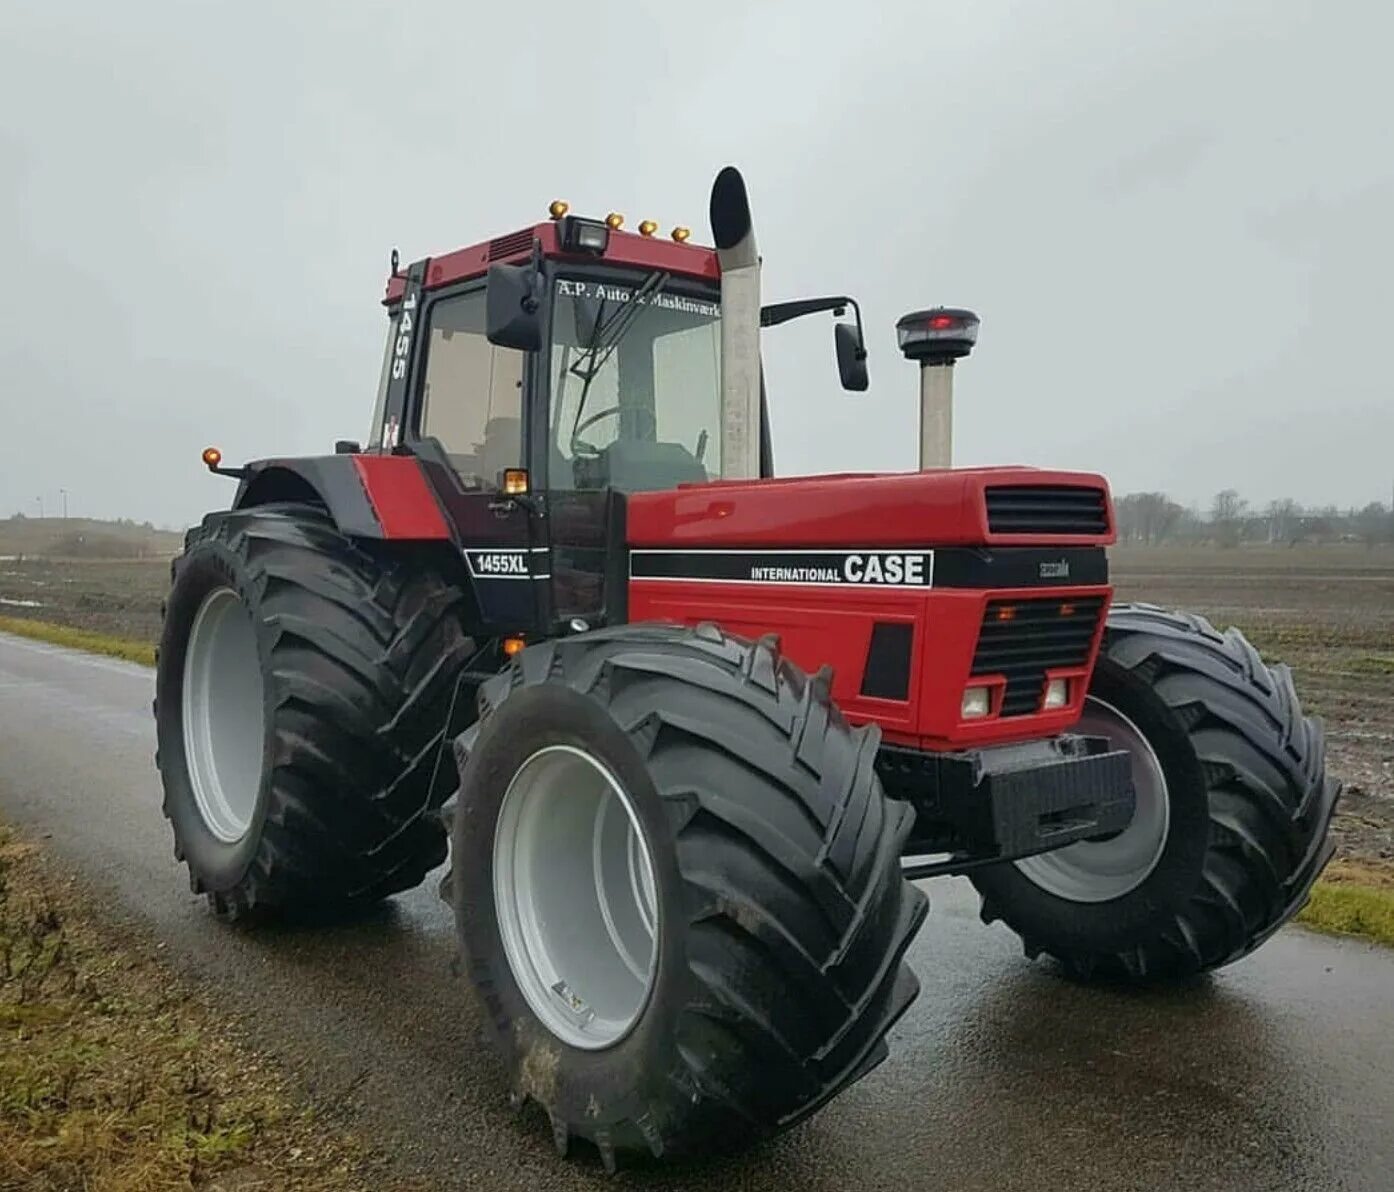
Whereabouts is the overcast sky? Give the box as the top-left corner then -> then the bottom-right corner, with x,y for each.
2,1 -> 1390,526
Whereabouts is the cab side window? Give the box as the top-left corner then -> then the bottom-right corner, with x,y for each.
418,289 -> 524,487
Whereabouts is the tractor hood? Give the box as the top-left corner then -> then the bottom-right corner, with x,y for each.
626,467 -> 1115,549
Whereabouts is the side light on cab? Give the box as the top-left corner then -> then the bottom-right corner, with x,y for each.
502,468 -> 530,496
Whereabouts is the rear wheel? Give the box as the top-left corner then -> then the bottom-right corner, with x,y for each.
973,603 -> 1340,981
155,502 -> 474,918
450,623 -> 926,1170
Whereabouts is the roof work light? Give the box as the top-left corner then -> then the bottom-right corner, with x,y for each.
557,216 -> 610,255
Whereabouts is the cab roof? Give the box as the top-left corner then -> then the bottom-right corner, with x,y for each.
383,220 -> 720,306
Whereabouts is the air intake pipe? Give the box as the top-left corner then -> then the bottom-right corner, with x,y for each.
895,308 -> 980,469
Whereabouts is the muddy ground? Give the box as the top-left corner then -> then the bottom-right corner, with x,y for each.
2,543 -> 1390,865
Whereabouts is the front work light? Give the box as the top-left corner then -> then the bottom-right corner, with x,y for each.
558,215 -> 609,255
502,467 -> 530,496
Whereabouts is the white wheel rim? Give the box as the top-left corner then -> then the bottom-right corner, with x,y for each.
1015,696 -> 1170,903
181,587 -> 266,843
493,745 -> 660,1050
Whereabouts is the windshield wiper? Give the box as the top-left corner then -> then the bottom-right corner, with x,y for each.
568,271 -> 670,383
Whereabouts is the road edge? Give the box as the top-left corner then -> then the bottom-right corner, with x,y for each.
0,615 -> 155,666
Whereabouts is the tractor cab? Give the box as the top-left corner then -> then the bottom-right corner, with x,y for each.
368,199 -> 865,502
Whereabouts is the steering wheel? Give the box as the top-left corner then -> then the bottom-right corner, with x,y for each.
569,406 -> 655,456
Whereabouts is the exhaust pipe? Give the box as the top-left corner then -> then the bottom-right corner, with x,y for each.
895,308 -> 980,469
709,166 -> 762,481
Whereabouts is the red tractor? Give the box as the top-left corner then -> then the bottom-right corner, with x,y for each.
155,168 -> 1338,1171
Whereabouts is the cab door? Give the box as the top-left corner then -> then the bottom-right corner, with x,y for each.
406,283 -> 551,634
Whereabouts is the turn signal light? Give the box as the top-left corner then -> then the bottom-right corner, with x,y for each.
201,446 -> 222,469
503,636 -> 526,657
502,467 -> 530,496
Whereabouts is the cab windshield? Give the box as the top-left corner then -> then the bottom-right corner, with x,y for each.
548,274 -> 721,492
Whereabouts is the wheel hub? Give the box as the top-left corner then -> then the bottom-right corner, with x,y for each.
1015,696 -> 1170,903
181,587 -> 266,843
492,745 -> 659,1050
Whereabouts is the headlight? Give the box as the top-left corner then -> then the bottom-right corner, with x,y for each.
961,685 -> 992,719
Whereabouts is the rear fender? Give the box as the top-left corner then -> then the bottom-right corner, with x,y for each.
234,455 -> 451,541
232,454 -> 488,637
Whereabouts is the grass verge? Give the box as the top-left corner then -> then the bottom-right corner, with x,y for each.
1297,859 -> 1394,947
0,615 -> 156,667
0,824 -> 403,1191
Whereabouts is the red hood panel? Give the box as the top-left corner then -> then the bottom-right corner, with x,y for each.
626,468 -> 1114,548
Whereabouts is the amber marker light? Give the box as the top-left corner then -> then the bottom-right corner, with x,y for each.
549,200 -> 569,219
201,447 -> 223,469
605,212 -> 624,230
503,636 -> 526,657
671,226 -> 691,242
638,219 -> 658,237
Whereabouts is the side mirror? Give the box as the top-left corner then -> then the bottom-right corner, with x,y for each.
486,262 -> 544,351
835,322 -> 869,392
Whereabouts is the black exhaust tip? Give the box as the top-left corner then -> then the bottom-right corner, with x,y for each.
709,165 -> 752,251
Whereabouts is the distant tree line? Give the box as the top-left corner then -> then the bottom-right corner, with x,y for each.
1114,491 -> 1394,548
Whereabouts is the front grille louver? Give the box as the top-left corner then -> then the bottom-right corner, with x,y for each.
972,596 -> 1105,717
985,485 -> 1109,535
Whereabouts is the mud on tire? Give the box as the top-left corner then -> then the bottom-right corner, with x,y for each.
449,623 -> 926,1170
973,603 -> 1340,981
155,502 -> 474,918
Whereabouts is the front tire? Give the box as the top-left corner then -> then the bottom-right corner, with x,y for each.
972,603 -> 1340,980
155,502 -> 473,918
450,624 -> 926,1169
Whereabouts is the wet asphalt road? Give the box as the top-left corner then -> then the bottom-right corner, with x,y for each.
2,629 -> 1392,1191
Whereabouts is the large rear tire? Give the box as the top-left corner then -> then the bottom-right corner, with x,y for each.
155,502 -> 474,918
449,623 -> 926,1170
972,603 -> 1340,980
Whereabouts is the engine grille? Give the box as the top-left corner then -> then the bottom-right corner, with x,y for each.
971,596 -> 1105,717
985,485 -> 1109,535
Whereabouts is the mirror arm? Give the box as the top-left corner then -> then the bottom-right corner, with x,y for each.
760,295 -> 855,329
760,294 -> 866,353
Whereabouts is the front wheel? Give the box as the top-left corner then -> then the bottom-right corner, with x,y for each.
449,624 -> 926,1170
972,603 -> 1340,981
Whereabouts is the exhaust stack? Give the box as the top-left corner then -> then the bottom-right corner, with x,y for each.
709,166 -> 762,481
896,308 -> 980,469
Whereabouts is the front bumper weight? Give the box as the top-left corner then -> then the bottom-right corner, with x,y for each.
876,734 -> 1136,873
